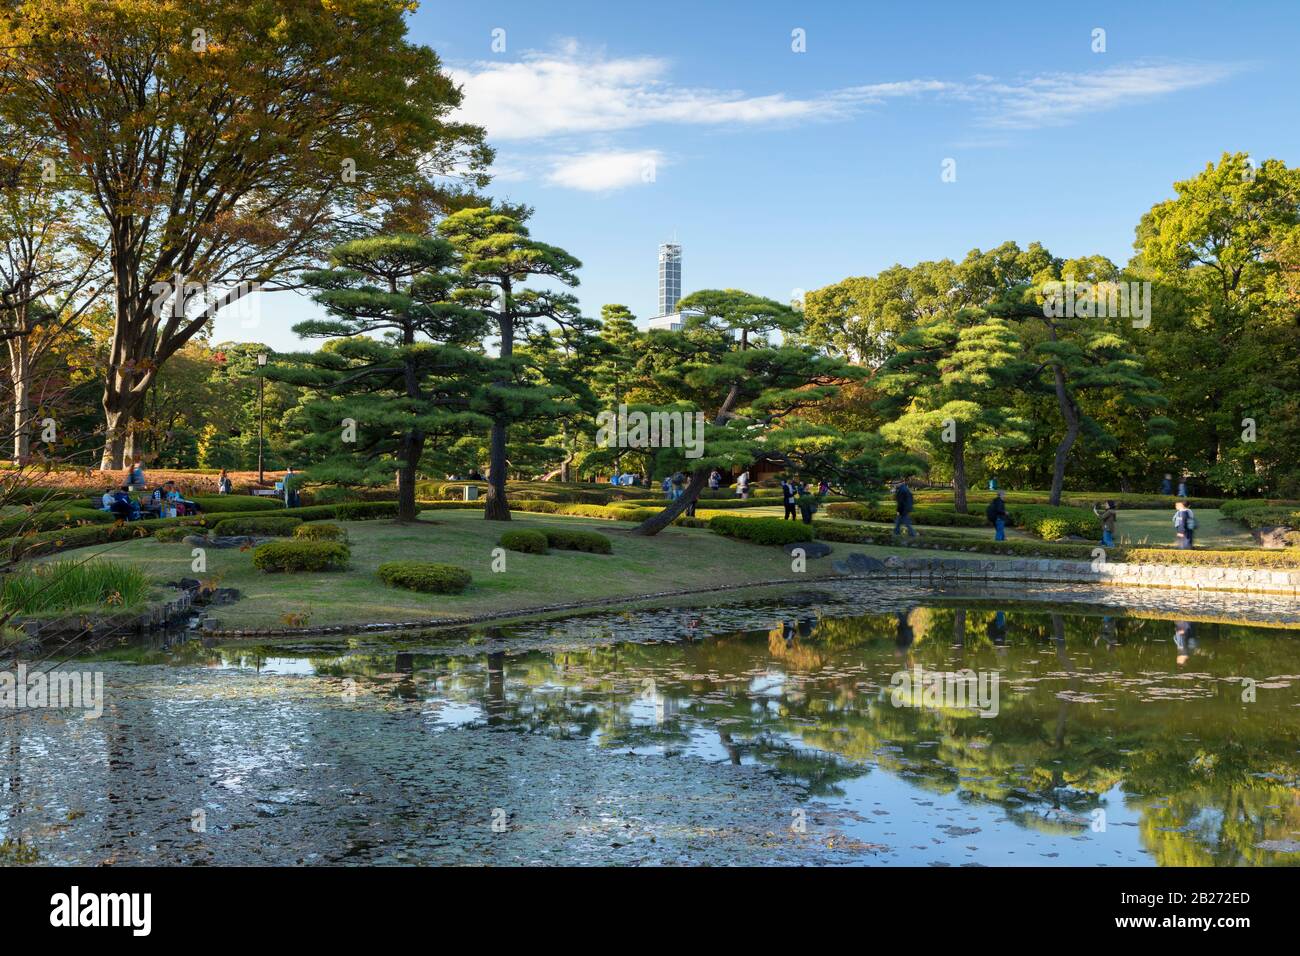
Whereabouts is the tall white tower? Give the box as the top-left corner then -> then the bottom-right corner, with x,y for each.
657,242 -> 682,316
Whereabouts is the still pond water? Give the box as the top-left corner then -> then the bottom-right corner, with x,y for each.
3,582 -> 1299,866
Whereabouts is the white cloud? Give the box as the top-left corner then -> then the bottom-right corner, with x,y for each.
545,150 -> 666,192
449,46 -> 944,141
966,62 -> 1241,128
451,45 -> 1238,142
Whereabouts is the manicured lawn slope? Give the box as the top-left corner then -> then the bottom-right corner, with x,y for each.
39,510 -> 921,630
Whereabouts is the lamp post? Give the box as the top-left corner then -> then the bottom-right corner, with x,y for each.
257,352 -> 267,483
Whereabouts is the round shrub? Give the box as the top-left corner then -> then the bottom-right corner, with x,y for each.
500,529 -> 548,554
543,528 -> 612,554
294,522 -> 347,542
252,540 -> 350,573
212,515 -> 303,537
376,561 -> 472,594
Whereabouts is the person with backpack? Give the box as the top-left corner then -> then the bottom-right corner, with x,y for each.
217,468 -> 233,495
1093,500 -> 1118,547
893,480 -> 916,537
708,469 -> 722,491
985,490 -> 1008,541
1173,500 -> 1197,549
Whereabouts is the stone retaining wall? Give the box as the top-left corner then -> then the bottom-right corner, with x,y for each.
875,556 -> 1300,597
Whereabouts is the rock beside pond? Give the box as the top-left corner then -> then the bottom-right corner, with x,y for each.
834,552 -> 886,574
784,541 -> 832,558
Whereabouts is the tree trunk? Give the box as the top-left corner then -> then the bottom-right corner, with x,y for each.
100,404 -> 130,472
632,383 -> 742,537
483,420 -> 511,521
952,431 -> 968,514
9,339 -> 30,465
1049,365 -> 1080,507
631,465 -> 709,535
396,430 -> 426,522
484,288 -> 513,522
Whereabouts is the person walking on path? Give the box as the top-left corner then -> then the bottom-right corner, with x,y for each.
893,479 -> 917,537
1093,499 -> 1118,547
781,478 -> 797,520
1173,500 -> 1197,549
985,490 -> 1008,541
736,470 -> 750,500
1177,477 -> 1188,498
708,469 -> 722,491
127,460 -> 146,491
1159,473 -> 1173,495
217,468 -> 232,495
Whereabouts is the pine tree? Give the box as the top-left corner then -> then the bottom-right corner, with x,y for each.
272,235 -> 492,521
875,308 -> 1029,513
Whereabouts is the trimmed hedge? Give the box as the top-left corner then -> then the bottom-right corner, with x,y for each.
511,500 -> 657,522
1120,547 -> 1300,569
335,501 -> 399,521
376,561 -> 472,594
709,514 -> 814,546
500,529 -> 548,554
543,528 -> 612,554
812,520 -> 1101,559
0,506 -> 116,537
511,498 -> 561,514
151,526 -> 193,543
2,487 -> 82,506
294,522 -> 347,542
190,494 -> 285,513
252,540 -> 350,572
211,516 -> 303,537
307,486 -> 363,505
824,501 -> 987,528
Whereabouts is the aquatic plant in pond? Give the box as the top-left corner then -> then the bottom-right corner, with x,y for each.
1,560 -> 151,615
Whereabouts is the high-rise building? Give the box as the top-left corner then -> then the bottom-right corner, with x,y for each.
649,242 -> 694,331
657,242 -> 681,316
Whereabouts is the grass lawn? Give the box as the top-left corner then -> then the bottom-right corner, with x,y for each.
1109,509 -> 1254,548
37,509 -> 936,631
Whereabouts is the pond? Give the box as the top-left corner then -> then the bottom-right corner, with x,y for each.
3,581 -> 1299,866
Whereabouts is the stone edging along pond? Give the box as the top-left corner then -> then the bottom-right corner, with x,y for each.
194,551 -> 1300,639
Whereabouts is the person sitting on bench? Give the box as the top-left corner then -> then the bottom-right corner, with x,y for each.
109,486 -> 138,521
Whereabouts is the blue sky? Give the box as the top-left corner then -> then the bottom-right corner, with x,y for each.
217,0 -> 1300,349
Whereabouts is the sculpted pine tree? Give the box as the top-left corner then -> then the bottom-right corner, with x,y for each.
438,207 -> 581,520
628,289 -> 878,536
0,0 -> 490,469
275,235 -> 491,521
875,308 -> 1028,513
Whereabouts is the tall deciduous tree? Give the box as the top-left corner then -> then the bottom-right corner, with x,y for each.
438,207 -> 581,520
0,0 -> 490,469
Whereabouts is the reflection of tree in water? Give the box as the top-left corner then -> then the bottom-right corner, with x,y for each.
171,605 -> 1300,864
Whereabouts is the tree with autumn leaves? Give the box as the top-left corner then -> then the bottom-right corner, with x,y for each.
0,0 -> 490,469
